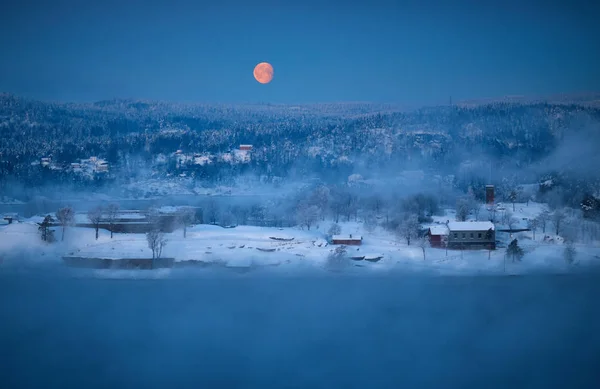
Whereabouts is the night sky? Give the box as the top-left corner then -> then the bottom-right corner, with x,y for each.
1,0 -> 599,104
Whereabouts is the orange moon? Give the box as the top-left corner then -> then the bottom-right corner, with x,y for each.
253,62 -> 274,84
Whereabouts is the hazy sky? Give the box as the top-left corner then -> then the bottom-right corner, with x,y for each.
0,0 -> 599,105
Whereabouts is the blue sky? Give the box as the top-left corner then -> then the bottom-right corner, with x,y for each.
0,0 -> 599,105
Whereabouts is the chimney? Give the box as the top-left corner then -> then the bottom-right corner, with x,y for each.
486,185 -> 495,205
349,234 -> 352,238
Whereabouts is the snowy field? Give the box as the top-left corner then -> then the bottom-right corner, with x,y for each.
2,201 -> 600,276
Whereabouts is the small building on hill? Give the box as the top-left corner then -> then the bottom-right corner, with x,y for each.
239,144 -> 253,151
332,234 -> 362,246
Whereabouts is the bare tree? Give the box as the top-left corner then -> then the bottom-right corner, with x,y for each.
327,223 -> 341,239
537,211 -> 550,234
296,203 -> 320,230
363,213 -> 377,234
501,209 -> 514,226
218,209 -> 236,227
418,237 -> 430,260
455,198 -> 470,221
105,203 -> 119,238
146,229 -> 167,259
507,216 -> 518,231
204,199 -> 220,225
527,218 -> 539,240
310,185 -> 330,220
87,206 -> 103,240
342,194 -> 359,222
396,214 -> 421,246
553,209 -> 566,236
508,190 -> 517,212
231,205 -> 249,225
178,207 -> 196,237
55,206 -> 75,241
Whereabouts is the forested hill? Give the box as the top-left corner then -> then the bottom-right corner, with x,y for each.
1,93 -> 600,191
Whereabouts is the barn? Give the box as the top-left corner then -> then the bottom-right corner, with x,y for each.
331,234 -> 362,246
427,225 -> 449,248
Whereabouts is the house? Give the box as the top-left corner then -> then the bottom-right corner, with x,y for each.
332,234 -> 362,246
427,225 -> 449,248
447,221 -> 495,250
239,144 -> 253,151
96,162 -> 109,172
41,157 -> 51,167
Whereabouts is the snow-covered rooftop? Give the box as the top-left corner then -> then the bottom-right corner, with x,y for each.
332,235 -> 362,241
448,221 -> 495,231
428,225 -> 449,235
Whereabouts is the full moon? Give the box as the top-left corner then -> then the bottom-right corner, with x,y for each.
253,62 -> 274,84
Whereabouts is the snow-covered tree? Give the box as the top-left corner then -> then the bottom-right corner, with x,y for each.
396,214 -> 421,246
563,241 -> 576,265
309,185 -> 330,220
38,215 -> 55,243
537,211 -> 550,234
455,198 -> 470,221
553,209 -> 566,236
506,239 -> 524,262
87,206 -> 103,240
296,203 -> 320,230
327,223 -> 341,238
507,216 -> 518,231
326,245 -> 347,270
508,189 -> 518,212
527,218 -> 539,240
55,206 -> 75,241
178,207 -> 196,238
363,213 -> 377,233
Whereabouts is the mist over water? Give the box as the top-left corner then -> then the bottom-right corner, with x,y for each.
1,266 -> 599,389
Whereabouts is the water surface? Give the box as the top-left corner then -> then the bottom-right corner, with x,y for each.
1,266 -> 599,388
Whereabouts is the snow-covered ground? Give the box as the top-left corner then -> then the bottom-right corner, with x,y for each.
2,200 -> 600,276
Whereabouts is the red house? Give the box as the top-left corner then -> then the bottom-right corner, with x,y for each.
332,234 -> 362,246
428,225 -> 449,248
239,144 -> 253,151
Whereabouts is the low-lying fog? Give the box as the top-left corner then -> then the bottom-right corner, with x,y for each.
1,267 -> 599,388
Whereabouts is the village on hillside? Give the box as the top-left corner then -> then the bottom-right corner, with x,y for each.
2,181 -> 599,275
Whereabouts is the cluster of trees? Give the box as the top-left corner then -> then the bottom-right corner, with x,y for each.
3,93 -> 600,198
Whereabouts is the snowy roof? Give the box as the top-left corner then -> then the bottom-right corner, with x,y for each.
428,225 -> 449,235
447,221 -> 495,232
332,235 -> 362,241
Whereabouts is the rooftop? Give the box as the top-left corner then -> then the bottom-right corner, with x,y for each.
428,225 -> 449,235
447,221 -> 495,231
332,235 -> 362,241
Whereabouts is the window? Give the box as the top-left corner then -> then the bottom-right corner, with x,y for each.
470,233 -> 474,238
478,233 -> 482,239
462,233 -> 466,238
454,233 -> 458,238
